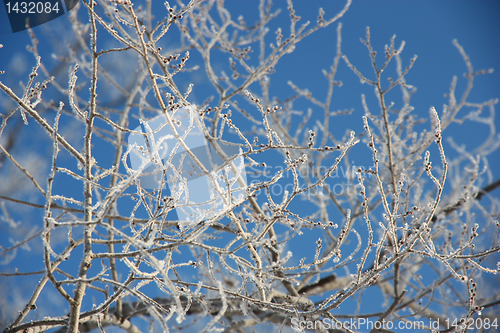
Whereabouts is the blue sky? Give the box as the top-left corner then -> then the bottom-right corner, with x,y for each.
1,0 -> 500,331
